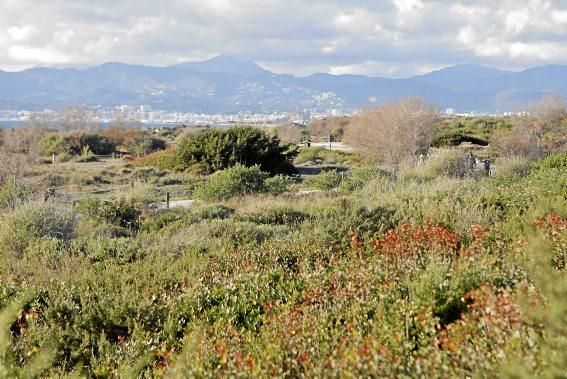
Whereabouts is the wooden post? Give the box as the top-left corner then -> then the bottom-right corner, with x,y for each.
52,154 -> 55,165
166,192 -> 170,209
329,134 -> 332,150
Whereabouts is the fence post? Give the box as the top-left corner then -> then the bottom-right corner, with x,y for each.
166,192 -> 170,209
52,154 -> 55,165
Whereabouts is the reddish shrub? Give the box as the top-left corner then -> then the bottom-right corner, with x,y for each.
370,221 -> 460,263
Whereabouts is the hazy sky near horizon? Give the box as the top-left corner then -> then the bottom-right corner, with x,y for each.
1,0 -> 567,77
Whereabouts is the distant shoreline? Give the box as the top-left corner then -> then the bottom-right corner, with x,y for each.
0,120 -> 190,129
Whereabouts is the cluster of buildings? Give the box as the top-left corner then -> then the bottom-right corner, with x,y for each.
0,106 -> 347,127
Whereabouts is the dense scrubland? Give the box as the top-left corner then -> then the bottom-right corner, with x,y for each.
0,97 -> 565,377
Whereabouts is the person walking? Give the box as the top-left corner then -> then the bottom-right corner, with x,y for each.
468,151 -> 476,174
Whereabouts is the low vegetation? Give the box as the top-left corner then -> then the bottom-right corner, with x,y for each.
0,98 -> 565,377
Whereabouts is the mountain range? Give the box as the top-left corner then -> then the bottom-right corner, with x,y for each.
1,55 -> 566,113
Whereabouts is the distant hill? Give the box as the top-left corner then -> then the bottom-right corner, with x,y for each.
0,56 -> 566,113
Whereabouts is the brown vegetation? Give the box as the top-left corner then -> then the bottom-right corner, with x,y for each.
493,95 -> 567,158
344,96 -> 439,166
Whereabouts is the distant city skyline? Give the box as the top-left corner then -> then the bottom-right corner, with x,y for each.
1,0 -> 567,78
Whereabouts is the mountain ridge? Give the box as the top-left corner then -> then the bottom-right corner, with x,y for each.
1,55 -> 567,113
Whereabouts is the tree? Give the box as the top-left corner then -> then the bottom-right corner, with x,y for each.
175,126 -> 298,175
344,96 -> 439,167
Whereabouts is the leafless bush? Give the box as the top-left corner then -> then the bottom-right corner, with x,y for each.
307,117 -> 348,140
58,106 -> 99,131
495,95 -> 566,158
0,127 -> 41,183
344,96 -> 439,167
269,124 -> 304,144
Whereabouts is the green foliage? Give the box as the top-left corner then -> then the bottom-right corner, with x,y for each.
0,151 -> 565,377
192,164 -> 269,201
400,150 -> 473,182
240,205 -> 307,225
432,132 -> 489,147
265,175 -> 295,195
76,197 -> 142,231
295,147 -> 360,165
340,166 -> 391,191
0,178 -> 33,210
434,116 -> 513,141
307,169 -> 343,190
37,132 -> 116,157
533,151 -> 567,171
197,204 -> 235,220
175,126 -> 298,175
0,203 -> 76,258
75,237 -> 146,264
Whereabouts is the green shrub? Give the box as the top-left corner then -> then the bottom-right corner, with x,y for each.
76,198 -> 142,231
192,164 -> 269,201
533,152 -> 567,171
134,149 -> 179,171
340,166 -> 391,191
240,205 -> 307,226
38,132 -> 116,157
432,132 -> 489,148
24,237 -> 66,268
307,170 -> 343,190
493,157 -> 531,178
0,203 -> 76,257
0,178 -> 33,210
140,209 -> 195,233
197,205 -> 235,220
175,126 -> 298,175
295,147 -> 360,165
265,175 -> 295,195
134,167 -> 167,182
158,177 -> 183,186
78,237 -> 145,264
400,150 -> 472,182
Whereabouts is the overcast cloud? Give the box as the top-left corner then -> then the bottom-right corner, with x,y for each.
1,0 -> 567,77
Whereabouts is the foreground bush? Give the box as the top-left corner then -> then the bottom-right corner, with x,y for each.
0,203 -> 76,257
192,164 -> 269,201
76,197 -> 143,233
0,152 -> 564,377
307,169 -> 343,190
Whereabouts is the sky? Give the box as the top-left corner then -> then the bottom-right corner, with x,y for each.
1,0 -> 567,77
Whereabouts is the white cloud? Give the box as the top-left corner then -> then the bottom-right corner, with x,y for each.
8,25 -> 38,41
505,10 -> 530,34
8,45 -> 71,64
0,0 -> 566,77
393,0 -> 424,13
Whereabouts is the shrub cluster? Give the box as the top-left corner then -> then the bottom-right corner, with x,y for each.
192,164 -> 269,201
174,126 -> 298,175
38,131 -> 116,157
0,152 -> 565,377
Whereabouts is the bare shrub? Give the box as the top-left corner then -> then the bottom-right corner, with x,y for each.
58,106 -> 99,131
496,95 -> 567,158
344,96 -> 439,167
307,117 -> 348,140
0,127 -> 41,183
269,124 -> 305,144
